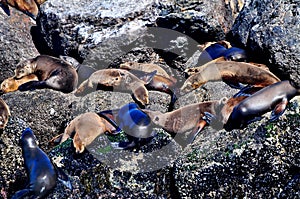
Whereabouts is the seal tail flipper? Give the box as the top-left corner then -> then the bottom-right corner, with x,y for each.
11,189 -> 32,199
270,98 -> 288,122
0,2 -> 10,16
97,110 -> 122,133
187,120 -> 207,144
53,163 -> 73,190
224,81 -> 244,89
48,133 -> 63,146
233,85 -> 263,97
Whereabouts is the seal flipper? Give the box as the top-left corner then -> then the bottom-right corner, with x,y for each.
224,81 -> 244,89
270,98 -> 288,122
11,189 -> 32,199
18,81 -> 48,91
52,162 -> 73,190
0,2 -> 10,16
187,120 -> 207,144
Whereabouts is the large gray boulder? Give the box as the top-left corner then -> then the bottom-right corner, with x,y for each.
228,0 -> 300,87
0,10 -> 39,84
35,0 -> 243,66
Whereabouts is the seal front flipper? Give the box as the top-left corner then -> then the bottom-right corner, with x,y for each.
11,189 -> 32,199
269,98 -> 288,122
233,85 -> 263,97
18,81 -> 48,91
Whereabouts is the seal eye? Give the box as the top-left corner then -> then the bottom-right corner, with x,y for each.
115,77 -> 119,81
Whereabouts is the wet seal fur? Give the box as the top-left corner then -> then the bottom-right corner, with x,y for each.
181,60 -> 280,93
0,0 -> 47,19
74,69 -> 156,106
97,103 -> 156,150
224,80 -> 300,130
0,98 -> 10,129
50,112 -> 120,154
14,55 -> 78,93
12,127 -> 72,199
0,74 -> 38,93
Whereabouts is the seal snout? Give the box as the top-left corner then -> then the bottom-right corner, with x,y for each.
20,127 -> 38,148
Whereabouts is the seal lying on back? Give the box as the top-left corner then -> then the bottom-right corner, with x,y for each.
14,55 -> 78,93
0,74 -> 38,93
0,98 -> 10,129
52,112 -> 120,153
12,127 -> 72,199
74,69 -> 156,106
224,80 -> 299,131
0,0 -> 46,19
181,60 -> 280,93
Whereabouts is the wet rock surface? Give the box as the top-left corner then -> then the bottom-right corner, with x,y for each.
228,0 -> 300,86
0,0 -> 300,198
35,0 -> 243,64
0,10 -> 39,83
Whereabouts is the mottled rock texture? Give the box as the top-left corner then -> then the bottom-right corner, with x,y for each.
35,0 -> 243,65
228,0 -> 300,86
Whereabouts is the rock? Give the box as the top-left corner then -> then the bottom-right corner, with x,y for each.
228,0 -> 300,86
156,0 -> 244,43
0,9 -> 39,84
173,98 -> 300,198
35,0 -> 243,67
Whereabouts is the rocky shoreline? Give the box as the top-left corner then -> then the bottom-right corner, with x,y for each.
0,0 -> 299,198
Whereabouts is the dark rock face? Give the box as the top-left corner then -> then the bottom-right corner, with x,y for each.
228,0 -> 300,86
0,10 -> 39,84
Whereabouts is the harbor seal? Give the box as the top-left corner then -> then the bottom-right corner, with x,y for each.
224,80 -> 299,130
0,98 -> 10,129
0,74 -> 38,93
11,127 -> 72,199
181,60 -> 280,93
14,55 -> 78,93
74,69 -> 156,106
97,103 -> 156,150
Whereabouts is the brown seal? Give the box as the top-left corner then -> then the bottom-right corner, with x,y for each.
74,69 -> 155,106
143,98 -> 227,139
14,55 -> 78,93
224,80 -> 299,130
0,74 -> 38,93
0,98 -> 10,129
181,60 -> 280,94
52,112 -> 119,153
0,0 -> 46,19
